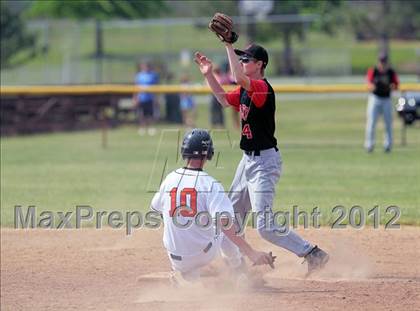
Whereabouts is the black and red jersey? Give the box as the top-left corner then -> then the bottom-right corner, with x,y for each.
366,67 -> 399,98
226,79 -> 277,151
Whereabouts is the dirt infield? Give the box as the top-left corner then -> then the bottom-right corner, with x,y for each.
1,227 -> 419,310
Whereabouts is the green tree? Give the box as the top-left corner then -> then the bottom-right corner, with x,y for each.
1,2 -> 36,68
346,0 -> 420,54
167,0 -> 238,18
254,0 -> 343,75
27,0 -> 167,58
183,0 -> 343,75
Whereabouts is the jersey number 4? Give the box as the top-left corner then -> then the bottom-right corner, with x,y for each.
169,187 -> 197,217
242,124 -> 253,139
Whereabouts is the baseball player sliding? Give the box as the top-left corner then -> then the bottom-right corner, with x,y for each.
193,13 -> 329,276
151,129 -> 276,285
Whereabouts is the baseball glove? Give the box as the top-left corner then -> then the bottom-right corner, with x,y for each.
208,13 -> 238,44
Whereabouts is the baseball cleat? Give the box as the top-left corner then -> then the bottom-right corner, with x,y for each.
303,245 -> 329,277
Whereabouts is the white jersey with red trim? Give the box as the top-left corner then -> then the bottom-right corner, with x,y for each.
151,167 -> 234,256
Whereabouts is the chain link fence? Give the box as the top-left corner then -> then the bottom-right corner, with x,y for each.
2,18 -> 417,85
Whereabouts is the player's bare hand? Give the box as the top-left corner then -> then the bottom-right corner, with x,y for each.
249,251 -> 276,269
194,52 -> 213,76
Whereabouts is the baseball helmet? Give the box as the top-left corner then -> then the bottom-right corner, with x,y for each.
181,129 -> 214,160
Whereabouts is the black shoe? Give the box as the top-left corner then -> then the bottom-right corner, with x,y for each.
384,147 -> 391,153
366,147 -> 374,153
303,246 -> 329,277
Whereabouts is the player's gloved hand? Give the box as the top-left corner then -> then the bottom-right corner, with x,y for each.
249,251 -> 276,269
208,12 -> 239,44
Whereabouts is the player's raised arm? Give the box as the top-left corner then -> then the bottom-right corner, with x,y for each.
194,52 -> 230,107
225,43 -> 251,91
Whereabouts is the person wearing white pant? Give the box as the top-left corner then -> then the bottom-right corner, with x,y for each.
194,42 -> 330,276
365,94 -> 394,152
227,148 -> 313,257
167,232 -> 244,282
151,129 -> 275,284
365,53 -> 399,153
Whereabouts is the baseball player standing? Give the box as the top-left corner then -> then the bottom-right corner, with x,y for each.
365,52 -> 399,153
193,13 -> 329,276
151,129 -> 275,284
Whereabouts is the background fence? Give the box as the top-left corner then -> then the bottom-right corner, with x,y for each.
2,18 -> 419,86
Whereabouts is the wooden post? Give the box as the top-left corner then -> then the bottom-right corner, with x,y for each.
401,121 -> 407,146
101,109 -> 107,149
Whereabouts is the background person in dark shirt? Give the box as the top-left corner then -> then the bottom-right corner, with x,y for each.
365,53 -> 399,153
164,73 -> 182,124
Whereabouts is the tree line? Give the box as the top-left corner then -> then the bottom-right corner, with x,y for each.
1,0 -> 419,71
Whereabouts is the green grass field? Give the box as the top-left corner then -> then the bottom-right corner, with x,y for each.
1,97 -> 419,228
